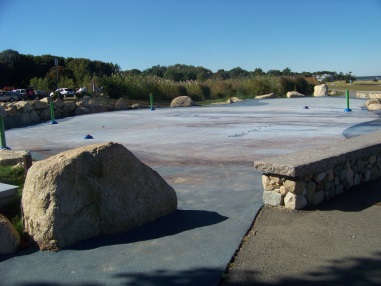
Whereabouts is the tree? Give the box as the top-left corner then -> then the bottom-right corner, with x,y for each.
267,69 -> 282,76
228,67 -> 249,79
212,69 -> 230,80
282,67 -> 293,76
143,65 -> 167,78
252,68 -> 265,76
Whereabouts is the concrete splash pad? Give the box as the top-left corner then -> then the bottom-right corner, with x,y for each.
1,97 -> 379,285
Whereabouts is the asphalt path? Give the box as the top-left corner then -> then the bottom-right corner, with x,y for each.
0,96 -> 379,285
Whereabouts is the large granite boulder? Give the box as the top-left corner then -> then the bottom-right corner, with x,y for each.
313,84 -> 328,97
22,142 -> 177,251
287,91 -> 305,98
170,96 -> 197,107
0,214 -> 20,255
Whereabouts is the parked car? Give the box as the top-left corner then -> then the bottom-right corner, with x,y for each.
34,90 -> 48,99
13,88 -> 36,100
0,91 -> 20,102
54,88 -> 75,98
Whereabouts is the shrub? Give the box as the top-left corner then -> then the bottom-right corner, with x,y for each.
278,76 -> 295,96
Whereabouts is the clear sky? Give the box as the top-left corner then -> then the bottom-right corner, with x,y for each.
0,0 -> 380,76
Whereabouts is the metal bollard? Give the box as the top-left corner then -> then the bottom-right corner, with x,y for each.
0,116 -> 10,150
344,89 -> 352,112
150,93 -> 155,111
23,154 -> 32,175
50,102 -> 58,124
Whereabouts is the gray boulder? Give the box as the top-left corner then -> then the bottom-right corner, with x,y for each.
0,214 -> 20,255
22,142 -> 177,251
170,96 -> 197,107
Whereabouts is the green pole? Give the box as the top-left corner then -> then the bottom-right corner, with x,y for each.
150,93 -> 155,110
0,116 -> 7,149
344,89 -> 352,112
50,102 -> 58,124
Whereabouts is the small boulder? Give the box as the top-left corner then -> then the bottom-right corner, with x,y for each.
114,98 -> 129,110
0,214 -> 20,255
40,97 -> 52,104
170,96 -> 197,107
367,103 -> 381,111
132,103 -> 146,109
227,97 -> 243,103
0,106 -> 7,117
22,142 -> 177,251
364,99 -> 380,107
287,91 -> 305,98
255,93 -> 277,99
30,101 -> 49,110
313,84 -> 328,97
54,99 -> 65,108
284,192 -> 308,210
74,107 -> 90,115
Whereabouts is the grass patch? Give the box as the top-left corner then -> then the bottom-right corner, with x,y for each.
0,164 -> 25,237
328,81 -> 381,92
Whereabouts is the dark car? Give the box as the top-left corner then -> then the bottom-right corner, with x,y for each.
34,90 -> 48,99
13,88 -> 36,100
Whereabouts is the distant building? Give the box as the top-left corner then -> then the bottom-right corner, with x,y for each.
314,74 -> 333,82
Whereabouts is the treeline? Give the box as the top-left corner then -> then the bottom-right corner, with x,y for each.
0,49 -> 120,90
0,49 -> 352,100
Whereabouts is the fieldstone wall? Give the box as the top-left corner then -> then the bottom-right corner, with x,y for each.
261,153 -> 381,210
0,97 -> 145,130
254,131 -> 381,210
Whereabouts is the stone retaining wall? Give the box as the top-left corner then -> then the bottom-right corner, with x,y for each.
254,131 -> 381,210
0,97 -> 145,130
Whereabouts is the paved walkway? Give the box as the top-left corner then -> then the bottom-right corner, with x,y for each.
222,178 -> 381,285
0,97 -> 379,285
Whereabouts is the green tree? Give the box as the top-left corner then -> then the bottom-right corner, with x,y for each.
282,67 -> 293,76
267,69 -> 282,76
229,67 -> 249,79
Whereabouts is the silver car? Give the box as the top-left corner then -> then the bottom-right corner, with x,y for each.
0,91 -> 20,102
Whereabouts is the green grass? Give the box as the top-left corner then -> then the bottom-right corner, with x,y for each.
328,80 -> 381,92
0,165 -> 25,236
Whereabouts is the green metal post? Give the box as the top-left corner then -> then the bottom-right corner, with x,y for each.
50,102 -> 58,124
150,93 -> 155,110
0,116 -> 7,149
344,89 -> 352,112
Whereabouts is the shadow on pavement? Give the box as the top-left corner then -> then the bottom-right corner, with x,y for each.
66,209 -> 228,251
15,267 -> 224,286
221,251 -> 381,285
307,177 -> 381,212
343,110 -> 381,138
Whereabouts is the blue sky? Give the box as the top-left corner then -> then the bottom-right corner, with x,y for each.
0,0 -> 380,76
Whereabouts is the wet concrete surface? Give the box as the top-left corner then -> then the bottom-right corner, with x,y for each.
0,97 -> 378,285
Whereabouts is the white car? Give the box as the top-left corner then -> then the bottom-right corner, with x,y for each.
54,88 -> 75,98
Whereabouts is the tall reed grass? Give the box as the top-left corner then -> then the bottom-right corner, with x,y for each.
99,75 -> 316,101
